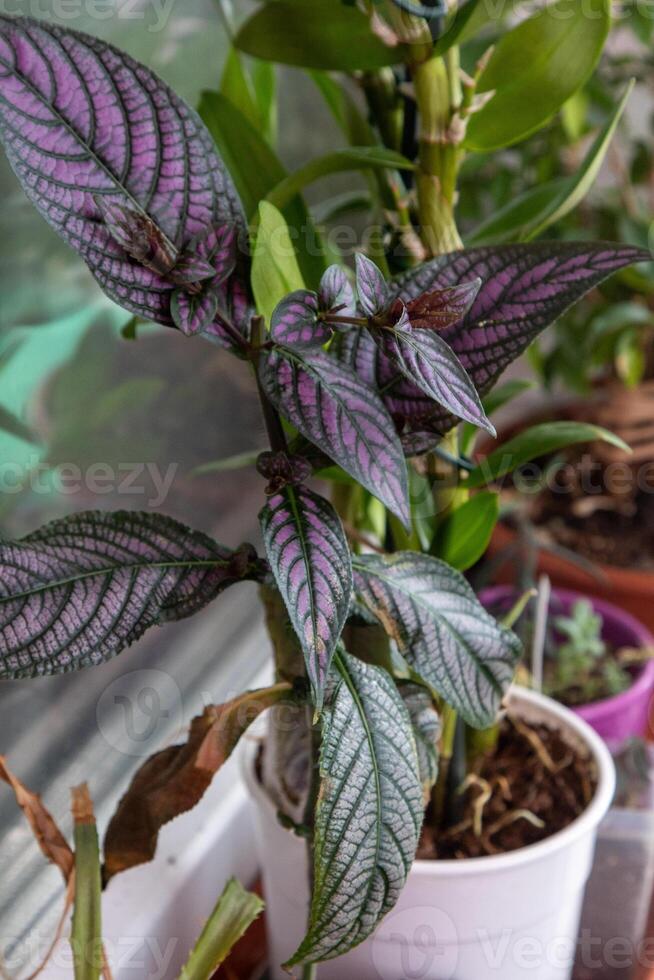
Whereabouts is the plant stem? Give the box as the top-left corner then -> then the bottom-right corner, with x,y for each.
250,315 -> 289,454
302,964 -> 318,980
431,703 -> 457,828
410,46 -> 463,256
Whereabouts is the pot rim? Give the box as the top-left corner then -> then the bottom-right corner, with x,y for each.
492,515 -> 654,588
410,686 -> 615,876
479,584 -> 654,720
243,685 -> 615,878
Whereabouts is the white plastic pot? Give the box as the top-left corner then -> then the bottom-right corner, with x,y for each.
242,686 -> 615,980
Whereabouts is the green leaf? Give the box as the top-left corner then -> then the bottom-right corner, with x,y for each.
466,179 -> 571,246
236,0 -> 407,71
191,450 -> 261,477
615,328 -> 647,388
221,49 -> 277,146
461,379 -> 536,453
266,148 -> 415,212
0,404 -> 39,446
433,0 -> 485,55
352,552 -> 521,728
178,878 -> 264,980
482,379 -> 536,418
71,786 -> 103,980
465,0 -> 611,152
198,91 -> 324,288
220,48 -> 261,132
433,491 -> 499,571
522,80 -> 634,241
251,60 -> 278,145
310,71 -> 376,147
466,421 -> 631,489
252,202 -> 305,322
286,651 -> 423,967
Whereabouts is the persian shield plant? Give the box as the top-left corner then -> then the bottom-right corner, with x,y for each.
0,10 -> 649,974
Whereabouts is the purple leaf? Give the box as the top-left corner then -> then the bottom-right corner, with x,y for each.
402,279 -> 481,330
352,552 -> 521,728
260,486 -> 352,708
381,325 -> 495,434
0,16 -> 246,325
167,253 -> 216,287
0,510 -> 264,679
206,277 -> 254,352
270,290 -> 330,348
259,348 -> 410,526
319,265 -> 356,318
355,253 -> 389,317
171,287 -> 219,337
195,221 -> 238,286
256,450 -> 312,494
94,198 -> 178,275
339,242 -> 651,443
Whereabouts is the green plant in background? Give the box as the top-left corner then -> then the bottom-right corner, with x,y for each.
0,2 -> 650,977
546,600 -> 631,705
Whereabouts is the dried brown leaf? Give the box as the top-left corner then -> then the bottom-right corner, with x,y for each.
103,683 -> 293,881
0,755 -> 74,882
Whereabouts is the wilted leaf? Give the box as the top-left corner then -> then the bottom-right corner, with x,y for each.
0,756 -> 74,880
104,684 -> 292,880
0,511 -> 265,679
0,757 -> 77,978
286,652 -> 422,967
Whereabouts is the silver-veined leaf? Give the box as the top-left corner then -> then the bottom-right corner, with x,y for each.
286,651 -> 423,967
0,511 -> 264,678
259,347 -> 410,525
337,242 -> 650,447
352,552 -> 521,727
260,485 -> 352,708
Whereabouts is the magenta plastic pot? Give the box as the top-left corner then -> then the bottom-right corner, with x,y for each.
480,586 -> 654,745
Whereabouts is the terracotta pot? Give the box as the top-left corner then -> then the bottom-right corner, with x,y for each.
487,519 -> 654,635
480,394 -> 654,634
